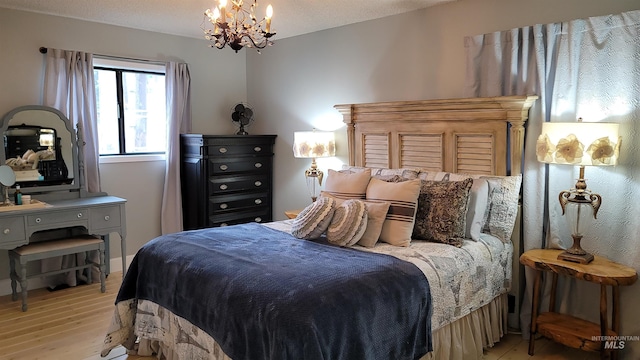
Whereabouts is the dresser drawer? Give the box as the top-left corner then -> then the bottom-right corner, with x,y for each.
91,205 -> 122,231
209,174 -> 270,194
208,157 -> 271,175
206,143 -> 272,156
209,207 -> 271,227
0,216 -> 27,247
27,209 -> 88,227
209,192 -> 269,213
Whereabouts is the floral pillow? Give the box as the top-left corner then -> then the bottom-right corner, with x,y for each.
412,178 -> 473,247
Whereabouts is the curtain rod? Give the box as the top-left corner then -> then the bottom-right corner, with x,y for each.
39,47 -> 167,66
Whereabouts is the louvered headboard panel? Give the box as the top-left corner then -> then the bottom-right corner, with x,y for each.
335,95 -> 537,176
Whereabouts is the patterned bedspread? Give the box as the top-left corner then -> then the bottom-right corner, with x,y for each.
266,220 -> 513,331
102,221 -> 511,359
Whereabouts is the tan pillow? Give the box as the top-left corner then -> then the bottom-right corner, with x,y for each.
365,178 -> 421,247
327,199 -> 368,247
291,197 -> 335,240
357,201 -> 391,248
321,169 -> 372,199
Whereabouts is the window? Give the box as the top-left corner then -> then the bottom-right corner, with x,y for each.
94,58 -> 166,156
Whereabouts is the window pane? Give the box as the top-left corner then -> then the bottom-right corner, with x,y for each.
94,69 -> 120,155
122,72 -> 166,154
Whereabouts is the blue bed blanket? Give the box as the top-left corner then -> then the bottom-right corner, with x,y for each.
116,222 -> 432,360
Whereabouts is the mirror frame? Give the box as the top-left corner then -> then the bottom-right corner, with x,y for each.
0,105 -> 81,194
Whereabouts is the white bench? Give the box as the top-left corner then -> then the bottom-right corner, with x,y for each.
8,235 -> 106,311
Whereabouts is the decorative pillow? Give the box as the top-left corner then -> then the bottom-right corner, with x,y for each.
477,175 -> 522,242
412,178 -> 473,247
357,201 -> 391,248
291,197 -> 335,240
321,169 -> 371,200
342,165 -> 419,180
365,177 -> 421,247
465,179 -> 490,241
327,200 -> 368,247
418,171 -> 522,243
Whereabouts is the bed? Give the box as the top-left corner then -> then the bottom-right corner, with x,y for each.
101,95 -> 537,360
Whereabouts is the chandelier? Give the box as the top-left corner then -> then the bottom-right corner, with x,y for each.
203,0 -> 275,53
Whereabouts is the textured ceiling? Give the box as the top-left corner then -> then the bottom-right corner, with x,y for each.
0,0 -> 456,40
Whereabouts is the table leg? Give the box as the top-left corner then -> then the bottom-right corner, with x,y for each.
612,286 -> 620,360
549,273 -> 558,312
600,285 -> 608,360
121,234 -> 127,274
528,270 -> 542,356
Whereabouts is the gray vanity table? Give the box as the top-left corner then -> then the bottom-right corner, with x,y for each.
0,105 -> 127,275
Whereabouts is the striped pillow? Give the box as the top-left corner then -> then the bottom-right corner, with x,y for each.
327,199 -> 368,247
322,169 -> 371,199
365,177 -> 421,247
291,197 -> 335,240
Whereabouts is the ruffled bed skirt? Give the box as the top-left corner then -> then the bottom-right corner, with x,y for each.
106,293 -> 507,360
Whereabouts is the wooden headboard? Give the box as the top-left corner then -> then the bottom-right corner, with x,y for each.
334,96 -> 537,176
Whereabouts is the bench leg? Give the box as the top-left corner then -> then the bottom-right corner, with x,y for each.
19,261 -> 28,312
9,255 -> 18,301
99,247 -> 106,293
85,251 -> 93,285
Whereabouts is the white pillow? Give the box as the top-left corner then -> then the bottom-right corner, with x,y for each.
322,169 -> 371,199
327,199 -> 368,247
291,197 -> 335,240
465,179 -> 490,241
357,201 -> 391,248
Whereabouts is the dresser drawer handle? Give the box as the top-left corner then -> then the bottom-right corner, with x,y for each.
220,203 -> 228,209
104,215 -> 110,221
254,199 -> 262,205
77,213 -> 83,218
35,218 -> 42,223
220,164 -> 228,171
220,184 -> 228,190
254,162 -> 262,168
3,228 -> 10,235
219,147 -> 227,153
254,181 -> 262,187
255,217 -> 262,222
254,146 -> 262,152
220,223 -> 228,227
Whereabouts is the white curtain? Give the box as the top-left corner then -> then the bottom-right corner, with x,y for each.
465,9 -> 640,357
42,48 -> 101,287
43,48 -> 101,193
161,62 -> 192,234
465,11 -> 640,357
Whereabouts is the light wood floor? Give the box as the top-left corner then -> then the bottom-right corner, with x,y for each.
0,272 -> 599,360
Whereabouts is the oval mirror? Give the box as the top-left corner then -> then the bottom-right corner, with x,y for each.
0,106 -> 80,194
0,165 -> 16,187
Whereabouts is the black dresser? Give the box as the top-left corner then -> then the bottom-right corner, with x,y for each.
180,134 -> 277,230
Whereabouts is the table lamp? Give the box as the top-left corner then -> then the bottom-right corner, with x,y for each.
536,118 -> 621,264
292,130 -> 335,202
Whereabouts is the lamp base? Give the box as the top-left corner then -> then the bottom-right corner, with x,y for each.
557,234 -> 594,264
557,251 -> 594,264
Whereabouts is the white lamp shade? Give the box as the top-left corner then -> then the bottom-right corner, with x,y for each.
536,122 -> 620,166
293,131 -> 335,158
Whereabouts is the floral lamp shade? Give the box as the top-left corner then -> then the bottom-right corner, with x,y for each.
293,130 -> 336,202
292,131 -> 336,159
536,121 -> 620,166
536,120 -> 621,264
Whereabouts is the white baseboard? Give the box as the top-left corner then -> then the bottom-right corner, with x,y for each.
0,256 -> 134,297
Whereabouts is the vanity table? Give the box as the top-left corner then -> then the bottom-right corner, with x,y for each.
0,105 -> 127,275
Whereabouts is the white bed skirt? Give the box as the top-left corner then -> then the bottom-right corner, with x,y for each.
113,293 -> 507,360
